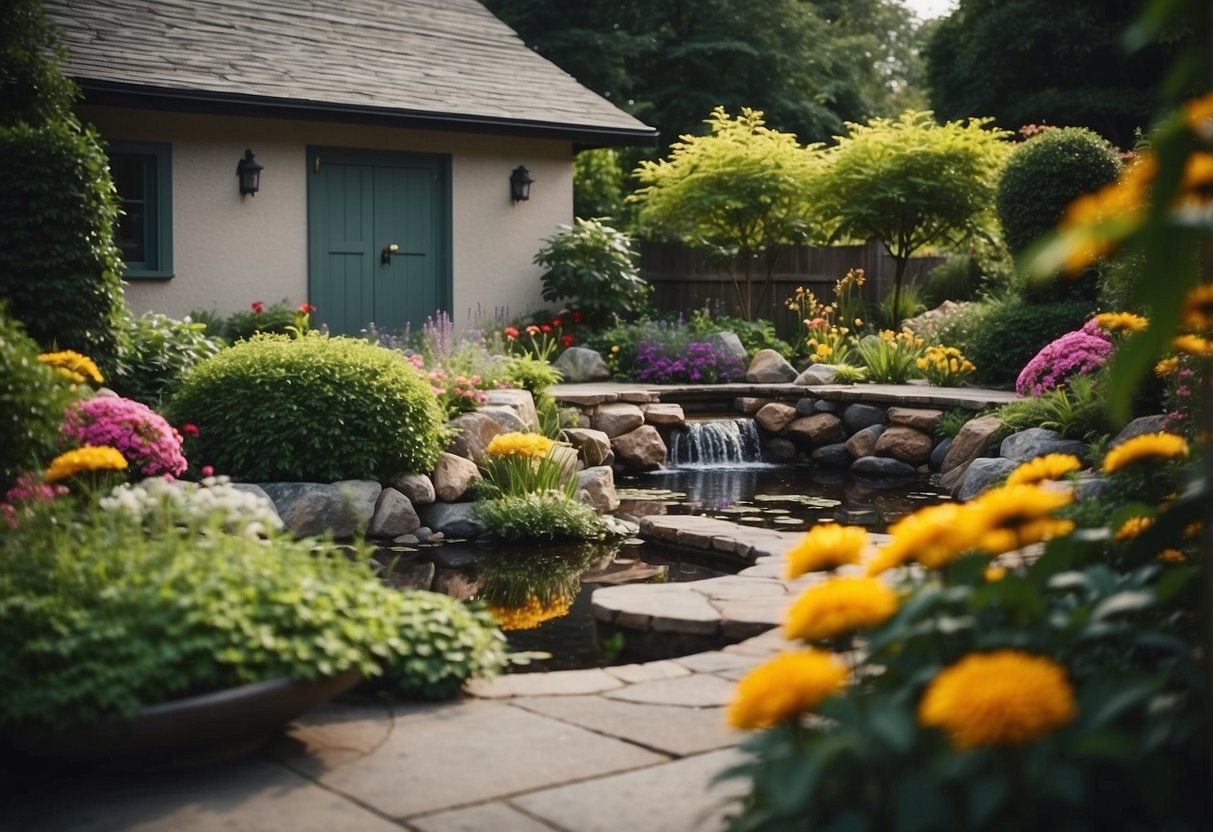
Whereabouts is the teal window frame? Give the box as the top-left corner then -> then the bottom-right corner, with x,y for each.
109,140 -> 173,279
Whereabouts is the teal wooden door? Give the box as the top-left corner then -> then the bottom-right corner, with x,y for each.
307,149 -> 450,335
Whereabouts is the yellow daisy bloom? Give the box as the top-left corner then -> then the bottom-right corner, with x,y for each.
728,651 -> 848,730
37,350 -> 104,384
1180,283 -> 1213,333
869,502 -> 977,573
919,651 -> 1076,748
1154,356 -> 1180,377
785,577 -> 898,642
785,524 -> 869,578
984,565 -> 1008,582
485,432 -> 555,460
963,485 -> 1075,555
44,446 -> 128,483
1185,91 -> 1213,135
1005,454 -> 1082,487
1172,333 -> 1213,358
488,595 -> 571,631
1092,312 -> 1148,333
1114,515 -> 1154,542
1102,432 -> 1190,474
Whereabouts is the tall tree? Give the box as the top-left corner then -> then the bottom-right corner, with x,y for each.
925,0 -> 1180,148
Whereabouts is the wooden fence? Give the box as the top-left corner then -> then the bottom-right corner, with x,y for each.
639,240 -> 948,342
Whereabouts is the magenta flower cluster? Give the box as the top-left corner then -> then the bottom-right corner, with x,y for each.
1016,326 -> 1114,396
1,474 -> 69,529
60,396 -> 188,478
634,341 -> 744,384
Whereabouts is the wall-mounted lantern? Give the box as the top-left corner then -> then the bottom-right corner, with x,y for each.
236,149 -> 263,197
509,165 -> 533,202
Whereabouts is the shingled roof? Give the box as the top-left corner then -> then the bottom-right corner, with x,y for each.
43,0 -> 657,146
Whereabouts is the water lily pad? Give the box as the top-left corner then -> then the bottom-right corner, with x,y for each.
774,517 -> 805,526
617,488 -> 687,501
754,494 -> 842,508
740,515 -> 767,524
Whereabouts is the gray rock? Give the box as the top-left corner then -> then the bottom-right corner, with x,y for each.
368,487 -> 421,537
229,483 -> 281,523
793,363 -> 837,386
850,456 -> 917,480
844,423 -> 885,458
478,405 -> 529,434
378,559 -> 435,591
561,427 -> 613,467
795,397 -> 818,415
887,407 -> 944,432
842,403 -> 888,435
939,459 -> 971,494
389,471 -> 436,505
575,466 -> 619,513
813,399 -> 839,413
874,425 -> 934,465
941,414 -> 1003,474
745,349 -> 798,383
481,388 -> 539,431
393,533 -> 419,545
764,438 -> 798,460
705,331 -> 748,366
261,480 -> 381,539
447,411 -> 507,463
611,425 -> 667,472
958,457 -> 1018,500
431,452 -> 481,502
1110,414 -> 1168,447
754,402 -> 798,433
930,437 -> 952,471
999,428 -> 1086,463
417,502 -> 481,538
785,413 -> 844,446
811,443 -> 852,467
595,402 -> 645,438
551,346 -> 611,382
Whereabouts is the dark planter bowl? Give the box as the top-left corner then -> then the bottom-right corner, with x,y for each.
4,669 -> 361,769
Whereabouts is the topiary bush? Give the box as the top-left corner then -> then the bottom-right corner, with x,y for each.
962,297 -> 1098,386
169,334 -> 446,481
996,127 -> 1122,257
0,309 -> 78,490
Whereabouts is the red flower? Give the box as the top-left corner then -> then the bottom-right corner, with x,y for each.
526,325 -> 541,336
541,324 -> 553,334
552,317 -> 563,328
298,303 -> 316,313
561,334 -> 574,348
571,309 -> 584,324
504,326 -> 520,340
251,301 -> 264,314
201,465 -> 215,478
180,423 -> 200,437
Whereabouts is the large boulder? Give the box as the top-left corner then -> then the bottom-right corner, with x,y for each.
481,388 -> 539,431
447,411 -> 507,463
765,438 -> 798,460
1109,414 -> 1169,447
755,402 -> 799,433
811,443 -> 852,467
368,487 -> 421,537
576,466 -> 620,513
793,364 -> 837,386
261,480 -> 382,539
706,331 -> 749,366
842,403 -> 887,435
561,427 -> 613,467
746,349 -> 798,383
844,424 -> 885,459
785,413 -> 844,446
643,403 -> 686,427
874,425 -> 934,465
941,415 -> 1003,474
595,402 -> 645,438
477,405 -> 529,434
886,407 -> 944,433
930,437 -> 952,471
418,502 -> 481,538
850,456 -> 917,480
958,457 -> 1018,500
999,428 -> 1086,463
431,452 -> 481,502
552,346 -> 611,382
611,425 -> 667,471
389,471 -> 436,505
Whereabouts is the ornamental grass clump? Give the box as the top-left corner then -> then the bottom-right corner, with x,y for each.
60,395 -> 187,478
478,432 -> 573,499
856,328 -> 924,383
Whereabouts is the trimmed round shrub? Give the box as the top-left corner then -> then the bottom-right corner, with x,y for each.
963,297 -> 1098,386
169,334 -> 446,481
996,127 -> 1122,256
0,310 -> 77,489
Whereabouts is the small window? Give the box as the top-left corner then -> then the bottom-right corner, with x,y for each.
109,140 -> 172,278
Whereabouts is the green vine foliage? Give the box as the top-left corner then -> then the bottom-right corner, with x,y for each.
168,334 -> 447,481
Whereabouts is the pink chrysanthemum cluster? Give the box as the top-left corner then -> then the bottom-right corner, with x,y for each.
1,474 -> 69,528
1015,326 -> 1114,396
60,396 -> 188,478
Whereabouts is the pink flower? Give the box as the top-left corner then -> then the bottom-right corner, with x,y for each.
1016,328 -> 1113,396
60,396 -> 188,478
201,465 -> 215,478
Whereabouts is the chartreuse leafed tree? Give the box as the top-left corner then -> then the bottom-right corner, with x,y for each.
817,110 -> 1011,317
629,107 -> 824,320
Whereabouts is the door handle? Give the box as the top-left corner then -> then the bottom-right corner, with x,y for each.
381,243 -> 399,264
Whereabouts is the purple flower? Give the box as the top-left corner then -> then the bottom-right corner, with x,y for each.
1016,325 -> 1114,396
60,396 -> 188,478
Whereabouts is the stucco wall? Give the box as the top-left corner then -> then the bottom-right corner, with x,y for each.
78,106 -> 573,331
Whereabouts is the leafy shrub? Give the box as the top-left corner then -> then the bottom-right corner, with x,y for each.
687,309 -> 793,358
222,299 -> 297,341
472,492 -> 606,542
169,334 -> 446,481
922,255 -> 982,306
504,355 -> 563,436
877,282 -> 927,328
0,120 -> 127,373
536,218 -> 650,327
112,312 -> 225,406
0,310 -> 78,489
572,147 -> 626,222
61,396 -> 187,478
0,0 -> 79,130
996,127 -> 1122,256
0,500 -> 506,728
962,297 -> 1097,385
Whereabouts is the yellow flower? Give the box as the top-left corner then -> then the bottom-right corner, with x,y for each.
489,595 -> 572,631
1092,311 -> 1148,333
1005,454 -> 1082,487
486,432 -> 555,460
1180,283 -> 1213,333
919,651 -> 1076,748
1102,432 -> 1190,474
984,565 -> 1008,582
36,350 -> 104,384
1114,515 -> 1154,542
1185,91 -> 1213,136
44,446 -> 128,482
869,502 -> 978,573
963,484 -> 1075,555
1154,356 -> 1180,377
1158,549 -> 1186,564
785,524 -> 869,578
728,650 -> 848,730
1172,333 -> 1213,357
785,577 -> 898,642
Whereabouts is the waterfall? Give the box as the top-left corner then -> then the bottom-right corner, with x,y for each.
667,419 -> 764,468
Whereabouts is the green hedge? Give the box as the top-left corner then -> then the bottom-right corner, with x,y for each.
963,297 -> 1097,386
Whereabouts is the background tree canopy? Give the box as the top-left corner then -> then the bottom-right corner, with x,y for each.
483,0 -> 928,147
